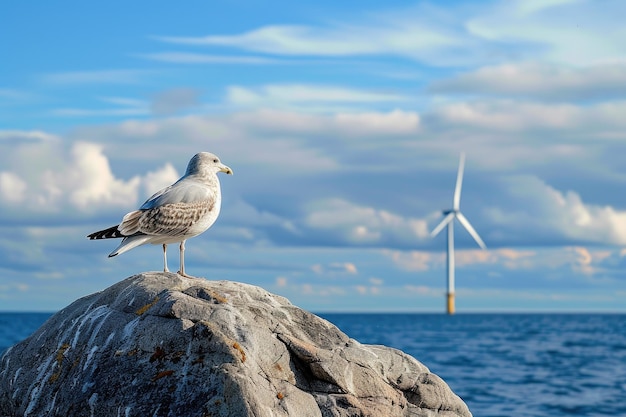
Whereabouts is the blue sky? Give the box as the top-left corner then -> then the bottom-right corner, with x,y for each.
2,0 -> 626,312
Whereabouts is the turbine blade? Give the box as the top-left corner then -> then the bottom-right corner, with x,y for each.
453,152 -> 465,211
430,212 -> 455,237
456,212 -> 487,249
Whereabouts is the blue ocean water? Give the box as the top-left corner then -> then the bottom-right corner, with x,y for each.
2,313 -> 625,417
0,313 -> 52,354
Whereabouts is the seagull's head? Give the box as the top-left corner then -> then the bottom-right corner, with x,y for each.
186,152 -> 233,177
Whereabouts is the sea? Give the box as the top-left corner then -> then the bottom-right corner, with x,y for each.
1,312 -> 625,417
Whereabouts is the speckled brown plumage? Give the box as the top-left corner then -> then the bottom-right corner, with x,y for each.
137,199 -> 215,236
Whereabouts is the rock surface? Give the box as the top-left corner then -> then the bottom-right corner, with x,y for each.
0,272 -> 472,417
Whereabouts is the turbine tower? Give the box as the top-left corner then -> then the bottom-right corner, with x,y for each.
431,152 -> 486,315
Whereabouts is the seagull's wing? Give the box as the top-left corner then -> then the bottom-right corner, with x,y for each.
113,179 -> 220,237
140,178 -> 216,209
137,199 -> 217,236
140,184 -> 175,210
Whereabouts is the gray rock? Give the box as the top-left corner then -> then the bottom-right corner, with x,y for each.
0,272 -> 472,417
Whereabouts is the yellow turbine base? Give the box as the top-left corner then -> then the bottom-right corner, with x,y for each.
446,293 -> 455,315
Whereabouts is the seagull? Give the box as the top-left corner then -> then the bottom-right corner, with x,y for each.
87,152 -> 233,277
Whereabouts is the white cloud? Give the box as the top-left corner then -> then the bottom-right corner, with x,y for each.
489,248 -> 536,269
427,99 -> 626,133
513,0 -> 581,16
311,262 -> 358,276
354,284 -> 382,295
156,20 -> 461,61
466,0 -> 626,65
44,142 -> 141,210
488,176 -> 626,245
343,262 -> 358,274
429,100 -> 579,130
333,110 -> 420,136
571,246 -> 595,275
306,198 -> 430,245
0,132 -> 185,214
296,283 -> 346,297
138,52 -> 280,65
0,130 -> 58,143
355,284 -> 380,295
0,282 -> 30,295
430,62 -> 626,100
228,108 -> 419,140
226,84 -> 407,109
0,172 -> 27,203
369,277 -> 384,285
384,245 -> 620,284
384,248 -> 541,272
383,250 -> 439,272
224,200 -> 298,232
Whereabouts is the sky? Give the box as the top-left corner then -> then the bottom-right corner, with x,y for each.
1,0 -> 626,312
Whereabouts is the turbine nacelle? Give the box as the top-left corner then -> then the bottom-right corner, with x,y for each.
431,153 -> 486,250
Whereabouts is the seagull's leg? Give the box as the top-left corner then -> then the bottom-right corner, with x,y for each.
162,244 -> 169,273
177,240 -> 192,277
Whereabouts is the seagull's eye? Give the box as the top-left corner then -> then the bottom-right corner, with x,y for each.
213,158 -> 218,163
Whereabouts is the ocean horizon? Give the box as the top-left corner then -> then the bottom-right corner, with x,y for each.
2,312 -> 625,416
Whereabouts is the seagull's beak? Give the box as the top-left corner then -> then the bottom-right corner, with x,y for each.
220,164 -> 233,175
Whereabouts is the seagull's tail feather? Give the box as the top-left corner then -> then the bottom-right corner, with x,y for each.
88,225 -> 123,240
109,235 -> 152,257
118,210 -> 143,236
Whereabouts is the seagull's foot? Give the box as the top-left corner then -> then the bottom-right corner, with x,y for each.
177,270 -> 196,278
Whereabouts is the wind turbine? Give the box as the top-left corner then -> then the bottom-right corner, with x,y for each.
431,152 -> 486,315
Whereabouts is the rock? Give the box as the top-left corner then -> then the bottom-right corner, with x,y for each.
0,272 -> 472,417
